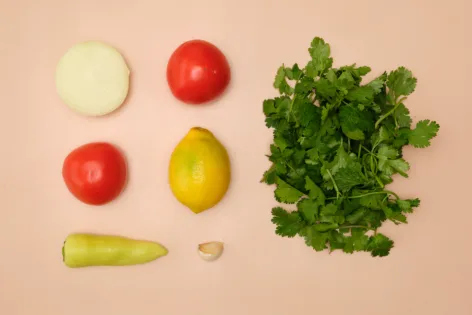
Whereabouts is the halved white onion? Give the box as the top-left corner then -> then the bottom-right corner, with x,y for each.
55,41 -> 130,116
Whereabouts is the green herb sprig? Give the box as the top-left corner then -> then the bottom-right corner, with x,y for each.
262,37 -> 439,257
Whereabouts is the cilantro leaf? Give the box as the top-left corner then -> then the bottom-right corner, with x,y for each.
349,228 -> 370,251
320,203 -> 345,225
358,192 -> 385,210
367,234 -> 394,257
408,120 -> 440,148
392,127 -> 411,148
342,228 -> 371,254
274,132 -> 289,152
285,64 -> 302,80
261,164 -> 277,184
321,144 -> 365,192
382,204 -> 407,224
346,208 -> 367,224
293,97 -> 322,128
334,163 -> 365,192
339,105 -> 375,140
387,159 -> 410,176
396,198 -> 420,213
367,72 -> 387,94
323,144 -> 350,176
328,230 -> 346,252
314,78 -> 337,100
306,37 -> 333,78
274,66 -> 293,95
362,211 -> 386,229
346,86 -> 375,104
274,177 -> 304,204
336,64 -> 370,90
297,198 -> 320,224
394,103 -> 412,128
314,222 -> 339,232
271,207 -> 304,237
337,69 -> 357,91
387,67 -> 417,100
274,66 -> 285,88
305,176 -> 325,201
321,203 -> 338,216
263,99 -> 276,116
376,145 -> 410,177
377,145 -> 398,159
371,126 -> 392,147
299,226 -> 329,251
294,76 -> 316,95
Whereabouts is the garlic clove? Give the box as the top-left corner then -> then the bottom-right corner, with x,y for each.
198,241 -> 224,261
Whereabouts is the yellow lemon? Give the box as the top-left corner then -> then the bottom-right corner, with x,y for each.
169,127 -> 231,213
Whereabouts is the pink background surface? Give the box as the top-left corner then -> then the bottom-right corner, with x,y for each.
1,0 -> 470,314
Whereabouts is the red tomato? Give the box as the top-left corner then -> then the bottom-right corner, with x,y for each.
62,142 -> 127,205
166,39 -> 231,104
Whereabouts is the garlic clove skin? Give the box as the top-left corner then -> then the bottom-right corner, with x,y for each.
198,241 -> 224,261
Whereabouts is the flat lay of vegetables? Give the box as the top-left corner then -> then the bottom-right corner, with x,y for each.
261,37 -> 439,257
54,35 -> 439,268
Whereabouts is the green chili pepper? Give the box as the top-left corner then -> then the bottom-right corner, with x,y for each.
62,233 -> 168,268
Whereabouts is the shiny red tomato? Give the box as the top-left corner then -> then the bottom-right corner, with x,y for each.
62,142 -> 127,205
166,39 -> 231,104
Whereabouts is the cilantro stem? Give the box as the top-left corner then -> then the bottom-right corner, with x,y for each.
326,190 -> 399,200
288,98 -> 298,125
397,96 -> 407,104
374,102 -> 401,129
348,190 -> 399,200
287,79 -> 301,124
374,175 -> 384,188
339,225 -> 372,230
370,154 -> 380,175
362,162 -> 369,179
374,96 -> 409,129
367,155 -> 385,188
286,163 -> 296,172
361,145 -> 371,154
325,169 -> 341,199
371,142 -> 380,153
373,156 -> 379,172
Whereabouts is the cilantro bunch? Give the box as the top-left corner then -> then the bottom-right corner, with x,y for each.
261,37 -> 439,257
